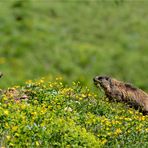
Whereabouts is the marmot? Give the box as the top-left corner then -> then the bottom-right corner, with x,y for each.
93,76 -> 148,113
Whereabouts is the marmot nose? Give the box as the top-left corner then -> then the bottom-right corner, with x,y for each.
93,77 -> 97,82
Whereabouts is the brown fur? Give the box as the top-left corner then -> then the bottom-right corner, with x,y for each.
93,76 -> 148,113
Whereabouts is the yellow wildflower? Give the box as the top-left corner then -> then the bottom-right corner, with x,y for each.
81,94 -> 86,98
36,141 -> 40,146
101,139 -> 107,145
4,110 -> 9,116
6,135 -> 11,140
114,128 -> 122,135
12,126 -> 18,132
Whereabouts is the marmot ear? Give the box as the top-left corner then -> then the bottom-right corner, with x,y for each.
94,76 -> 104,81
105,76 -> 110,81
125,83 -> 137,91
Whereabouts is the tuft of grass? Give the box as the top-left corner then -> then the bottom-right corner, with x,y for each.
0,78 -> 148,147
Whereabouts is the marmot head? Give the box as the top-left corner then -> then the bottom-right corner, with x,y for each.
93,76 -> 111,90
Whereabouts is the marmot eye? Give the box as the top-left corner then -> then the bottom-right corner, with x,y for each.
97,76 -> 104,80
105,77 -> 109,80
97,76 -> 109,80
94,76 -> 110,81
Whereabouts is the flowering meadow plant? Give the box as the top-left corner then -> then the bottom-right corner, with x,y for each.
0,78 -> 148,147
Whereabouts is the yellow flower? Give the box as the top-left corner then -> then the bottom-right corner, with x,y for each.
145,128 -> 148,132
79,97 -> 83,100
49,83 -> 53,88
25,80 -> 32,84
139,116 -> 145,121
36,141 -> 40,146
20,104 -> 26,110
127,130 -> 131,133
106,127 -> 110,131
4,110 -> 9,115
124,117 -> 132,121
9,143 -> 14,146
14,85 -> 20,89
6,135 -> 11,140
107,132 -> 112,136
5,123 -> 9,128
3,96 -> 8,101
12,126 -> 18,132
101,139 -> 107,145
56,76 -> 63,81
94,94 -> 97,97
128,110 -> 134,114
15,133 -> 19,137
59,82 -> 63,86
31,112 -> 37,116
114,128 -> 122,135
88,93 -> 92,97
81,94 -> 86,98
41,109 -> 47,114
64,107 -> 73,112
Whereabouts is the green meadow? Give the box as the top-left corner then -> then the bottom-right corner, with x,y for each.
0,0 -> 148,89
0,0 -> 148,147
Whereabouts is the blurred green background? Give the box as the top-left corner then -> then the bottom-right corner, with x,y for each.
0,0 -> 148,90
